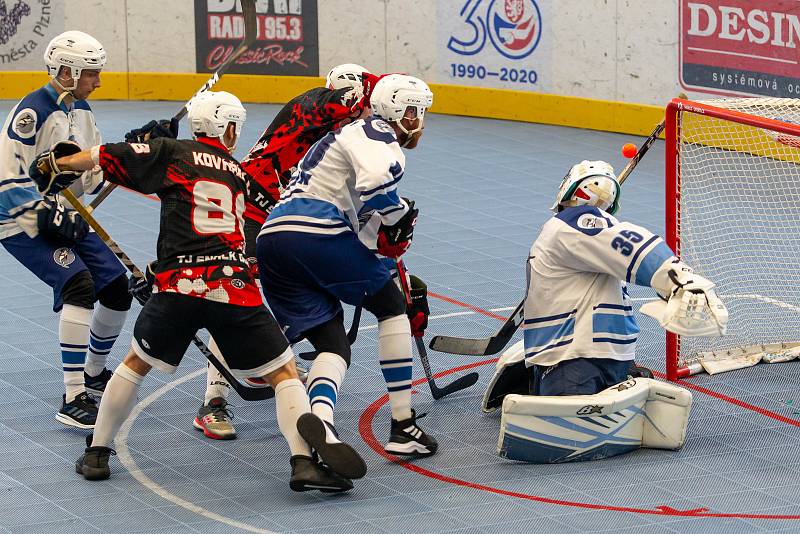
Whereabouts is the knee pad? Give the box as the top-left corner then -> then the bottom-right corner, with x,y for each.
362,279 -> 406,321
61,271 -> 95,309
304,315 -> 352,365
97,274 -> 132,311
377,314 -> 410,337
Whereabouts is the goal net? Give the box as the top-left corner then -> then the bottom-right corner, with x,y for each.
665,97 -> 800,380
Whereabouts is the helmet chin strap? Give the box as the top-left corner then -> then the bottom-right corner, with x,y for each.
53,72 -> 79,106
396,117 -> 423,148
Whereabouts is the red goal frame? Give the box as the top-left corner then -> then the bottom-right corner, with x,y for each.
664,98 -> 800,381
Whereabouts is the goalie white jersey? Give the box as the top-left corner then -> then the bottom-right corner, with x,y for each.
524,205 -> 676,367
259,116 -> 409,239
0,84 -> 103,239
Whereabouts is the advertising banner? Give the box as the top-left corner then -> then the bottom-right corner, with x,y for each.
680,0 -> 800,97
195,0 -> 318,76
438,0 -> 551,91
0,0 -> 63,70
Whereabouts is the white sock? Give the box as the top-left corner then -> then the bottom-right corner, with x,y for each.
204,337 -> 231,404
274,378 -> 312,457
91,362 -> 144,448
378,314 -> 413,421
306,352 -> 347,443
86,304 -> 127,377
60,304 -> 91,402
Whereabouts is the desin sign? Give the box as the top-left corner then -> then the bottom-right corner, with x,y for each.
680,0 -> 800,97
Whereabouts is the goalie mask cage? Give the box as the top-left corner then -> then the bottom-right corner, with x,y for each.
665,97 -> 800,381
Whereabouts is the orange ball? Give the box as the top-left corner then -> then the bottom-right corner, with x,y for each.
622,143 -> 638,158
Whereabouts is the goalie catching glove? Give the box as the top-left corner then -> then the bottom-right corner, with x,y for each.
29,141 -> 83,196
640,261 -> 728,337
377,198 -> 418,258
124,118 -> 179,143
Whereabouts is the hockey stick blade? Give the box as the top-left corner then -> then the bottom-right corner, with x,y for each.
298,305 -> 362,361
429,299 -> 524,356
414,337 -> 479,400
61,189 -> 273,401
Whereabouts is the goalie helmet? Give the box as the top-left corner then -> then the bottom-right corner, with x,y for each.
187,91 -> 246,142
551,160 -> 621,215
370,74 -> 433,124
44,31 -> 106,89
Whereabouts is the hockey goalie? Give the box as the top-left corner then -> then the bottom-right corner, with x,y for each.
483,161 -> 729,463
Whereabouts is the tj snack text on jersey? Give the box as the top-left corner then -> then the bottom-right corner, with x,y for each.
176,250 -> 248,265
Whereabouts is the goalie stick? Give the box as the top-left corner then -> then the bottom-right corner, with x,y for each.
428,95 -> 688,357
397,260 -> 479,399
60,189 -> 274,401
87,0 -> 258,212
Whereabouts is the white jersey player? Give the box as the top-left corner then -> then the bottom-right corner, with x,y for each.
257,74 -> 438,459
523,160 -> 728,396
0,31 -> 131,429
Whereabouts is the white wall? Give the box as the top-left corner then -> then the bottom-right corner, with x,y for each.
2,0 -> 706,106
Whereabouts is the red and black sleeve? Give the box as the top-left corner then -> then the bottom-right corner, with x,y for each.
98,138 -> 176,194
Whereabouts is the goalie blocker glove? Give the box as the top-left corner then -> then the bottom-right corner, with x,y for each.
640,261 -> 729,337
124,118 -> 179,143
407,274 -> 429,337
377,198 -> 418,259
29,141 -> 83,196
37,201 -> 89,242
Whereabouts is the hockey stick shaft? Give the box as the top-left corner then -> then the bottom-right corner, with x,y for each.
88,0 -> 259,211
397,260 -> 479,399
61,189 -> 273,401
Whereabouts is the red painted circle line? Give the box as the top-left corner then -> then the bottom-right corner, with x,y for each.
358,293 -> 800,520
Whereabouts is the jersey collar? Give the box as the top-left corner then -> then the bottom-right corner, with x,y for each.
196,136 -> 231,153
43,83 -> 72,112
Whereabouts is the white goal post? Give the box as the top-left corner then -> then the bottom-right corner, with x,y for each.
665,97 -> 800,380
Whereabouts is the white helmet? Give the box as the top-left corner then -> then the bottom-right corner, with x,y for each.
44,31 -> 106,90
370,74 -> 433,124
187,91 -> 246,146
326,63 -> 370,91
552,160 -> 621,215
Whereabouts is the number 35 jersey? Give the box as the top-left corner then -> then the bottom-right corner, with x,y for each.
523,205 -> 675,367
95,136 -> 261,306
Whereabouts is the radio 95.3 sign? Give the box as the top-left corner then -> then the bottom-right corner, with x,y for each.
438,0 -> 550,90
195,0 -> 318,76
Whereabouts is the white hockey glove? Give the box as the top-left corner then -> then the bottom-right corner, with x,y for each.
640,263 -> 728,337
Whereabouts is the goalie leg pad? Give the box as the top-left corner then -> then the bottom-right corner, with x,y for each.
496,378 -> 692,463
482,340 -> 529,413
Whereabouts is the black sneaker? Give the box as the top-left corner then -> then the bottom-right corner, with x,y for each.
56,392 -> 98,429
84,368 -> 113,397
76,434 -> 115,480
296,413 -> 366,479
289,455 -> 352,493
384,410 -> 438,457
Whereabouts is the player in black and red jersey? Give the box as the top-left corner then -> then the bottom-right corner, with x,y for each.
29,91 -> 365,492
192,64 -> 378,438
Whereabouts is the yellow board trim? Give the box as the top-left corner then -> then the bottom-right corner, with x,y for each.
0,71 -> 663,136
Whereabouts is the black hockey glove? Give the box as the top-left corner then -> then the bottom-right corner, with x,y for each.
37,201 -> 89,243
377,198 -> 418,259
29,141 -> 83,195
124,118 -> 179,143
128,262 -> 157,306
406,274 -> 429,338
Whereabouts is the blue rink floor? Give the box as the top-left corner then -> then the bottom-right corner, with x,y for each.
2,100 -> 800,534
